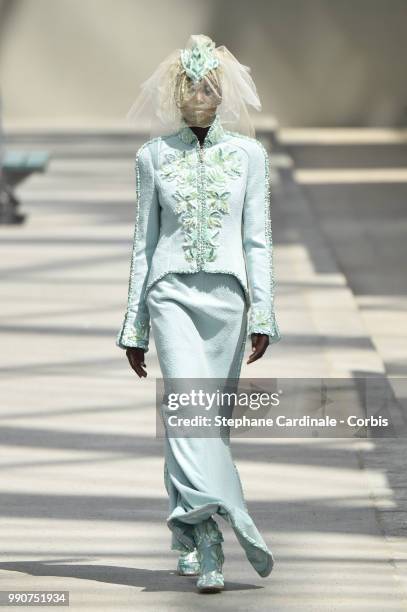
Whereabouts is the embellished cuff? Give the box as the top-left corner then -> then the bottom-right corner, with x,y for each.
116,314 -> 151,352
247,307 -> 281,344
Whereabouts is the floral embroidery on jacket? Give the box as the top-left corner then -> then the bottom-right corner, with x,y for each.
159,146 -> 242,264
248,307 -> 278,336
123,317 -> 150,349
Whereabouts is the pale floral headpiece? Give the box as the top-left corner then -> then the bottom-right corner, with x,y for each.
180,37 -> 220,82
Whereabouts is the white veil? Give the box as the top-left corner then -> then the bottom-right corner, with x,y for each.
126,34 -> 262,138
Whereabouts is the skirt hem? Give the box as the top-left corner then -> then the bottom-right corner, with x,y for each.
166,501 -> 274,578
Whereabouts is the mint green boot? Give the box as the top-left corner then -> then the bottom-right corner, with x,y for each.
177,548 -> 200,576
193,518 -> 225,594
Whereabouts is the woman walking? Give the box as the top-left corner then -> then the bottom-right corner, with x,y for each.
117,34 -> 281,593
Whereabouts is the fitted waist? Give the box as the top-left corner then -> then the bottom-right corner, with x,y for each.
145,268 -> 251,309
148,270 -> 246,299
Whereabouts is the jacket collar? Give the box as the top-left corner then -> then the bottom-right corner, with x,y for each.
178,114 -> 225,146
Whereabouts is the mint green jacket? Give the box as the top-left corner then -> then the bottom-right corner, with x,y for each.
116,114 -> 281,352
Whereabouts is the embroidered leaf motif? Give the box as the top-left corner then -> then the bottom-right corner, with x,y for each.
248,308 -> 278,336
124,318 -> 150,347
159,145 -> 242,263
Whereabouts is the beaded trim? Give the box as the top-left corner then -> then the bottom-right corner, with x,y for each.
225,129 -> 281,343
121,318 -> 150,349
248,307 -> 279,337
117,136 -> 162,351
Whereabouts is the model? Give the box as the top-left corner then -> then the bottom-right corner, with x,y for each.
116,34 -> 281,594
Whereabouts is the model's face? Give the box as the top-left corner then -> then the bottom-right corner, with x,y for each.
179,77 -> 222,127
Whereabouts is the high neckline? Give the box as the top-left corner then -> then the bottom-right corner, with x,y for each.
178,114 -> 225,146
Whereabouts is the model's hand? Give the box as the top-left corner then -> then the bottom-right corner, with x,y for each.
126,347 -> 147,378
247,334 -> 269,364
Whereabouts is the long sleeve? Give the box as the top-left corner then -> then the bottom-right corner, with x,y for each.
242,140 -> 281,344
116,143 -> 160,352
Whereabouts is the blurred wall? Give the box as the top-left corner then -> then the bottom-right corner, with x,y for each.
1,0 -> 407,127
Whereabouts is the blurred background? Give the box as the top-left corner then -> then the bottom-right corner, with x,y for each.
1,2 -> 407,610
1,0 -> 407,126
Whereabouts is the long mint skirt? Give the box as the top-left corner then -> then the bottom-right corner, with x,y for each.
146,271 -> 273,577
